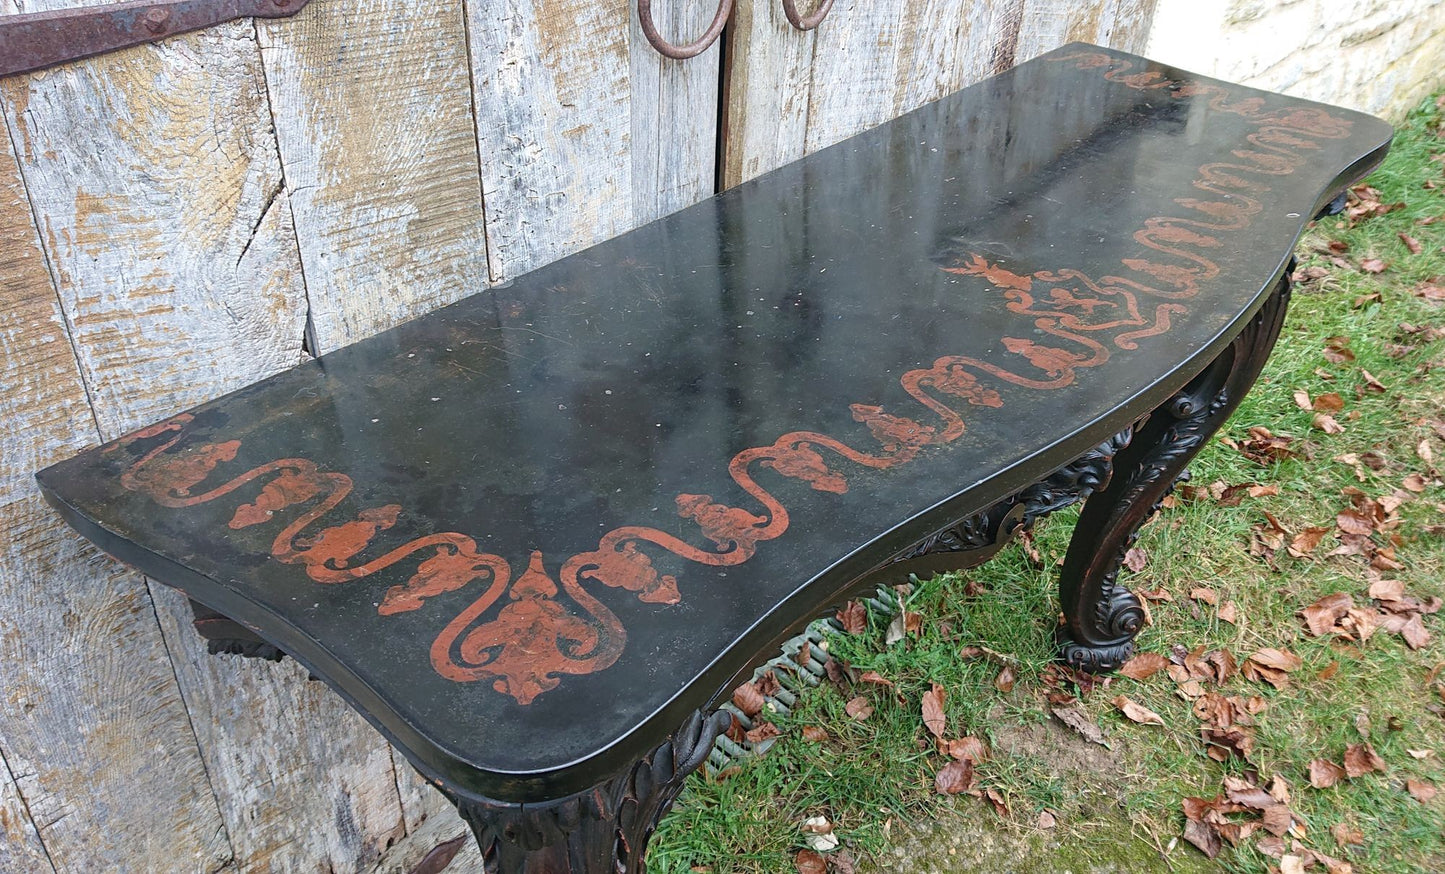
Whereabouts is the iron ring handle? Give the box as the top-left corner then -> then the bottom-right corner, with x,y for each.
782,0 -> 834,31
638,0 -> 735,60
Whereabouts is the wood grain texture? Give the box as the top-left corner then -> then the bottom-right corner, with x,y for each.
468,0 -> 719,281
721,0 -> 1158,187
0,109 -> 234,874
256,0 -> 490,353
0,729 -> 54,872
0,6 -> 308,438
628,0 -> 721,224
150,585 -> 407,874
1,4 -> 414,870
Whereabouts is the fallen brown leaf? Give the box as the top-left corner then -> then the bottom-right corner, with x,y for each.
844,696 -> 873,721
1051,703 -> 1108,746
1182,816 -> 1222,859
794,848 -> 827,874
732,682 -> 766,717
921,683 -> 947,739
1336,508 -> 1375,536
1301,592 -> 1354,636
1119,652 -> 1169,681
1289,526 -> 1333,558
1324,336 -> 1356,364
994,665 -> 1016,693
1400,232 -> 1424,254
1309,759 -> 1347,788
1314,392 -> 1346,412
837,600 -> 867,634
945,736 -> 987,763
1218,601 -> 1239,624
1331,822 -> 1364,846
858,670 -> 895,689
934,758 -> 975,795
1262,803 -> 1293,836
1407,779 -> 1438,802
1343,742 -> 1386,778
1112,695 -> 1165,727
1123,546 -> 1147,572
1190,587 -> 1219,606
1314,413 -> 1345,434
801,725 -> 829,743
745,721 -> 780,744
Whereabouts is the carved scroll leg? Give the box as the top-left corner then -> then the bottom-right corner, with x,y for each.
444,709 -> 730,873
188,598 -> 287,661
1057,271 -> 1293,672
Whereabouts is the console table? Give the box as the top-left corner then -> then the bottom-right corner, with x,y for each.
36,44 -> 1391,872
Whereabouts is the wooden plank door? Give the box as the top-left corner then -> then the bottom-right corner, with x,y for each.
721,0 -> 1158,187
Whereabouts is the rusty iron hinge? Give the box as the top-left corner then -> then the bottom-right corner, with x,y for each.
0,0 -> 312,79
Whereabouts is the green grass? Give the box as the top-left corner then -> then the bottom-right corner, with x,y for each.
650,94 -> 1445,874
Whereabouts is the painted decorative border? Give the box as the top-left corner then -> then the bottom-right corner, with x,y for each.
102,54 -> 1352,705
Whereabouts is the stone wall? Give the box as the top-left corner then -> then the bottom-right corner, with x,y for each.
1146,0 -> 1445,119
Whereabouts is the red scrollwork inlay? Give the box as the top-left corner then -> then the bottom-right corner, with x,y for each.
104,56 -> 1352,704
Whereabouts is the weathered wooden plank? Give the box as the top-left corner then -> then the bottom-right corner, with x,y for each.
0,12 -> 308,436
366,771 -> 478,874
150,586 -> 407,874
467,0 -> 632,281
628,0 -> 721,223
0,749 -> 54,873
1017,0 -> 1156,62
722,0 -> 1158,188
0,102 -> 234,874
255,0 -> 490,353
468,0 -> 719,281
2,4 -> 413,869
719,0 -> 815,188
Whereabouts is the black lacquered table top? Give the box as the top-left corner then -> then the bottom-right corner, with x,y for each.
37,44 -> 1391,802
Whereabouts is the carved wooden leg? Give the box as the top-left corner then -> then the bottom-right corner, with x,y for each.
1057,271 -> 1293,671
443,709 -> 730,873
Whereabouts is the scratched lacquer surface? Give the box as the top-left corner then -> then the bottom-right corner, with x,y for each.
37,46 -> 1390,801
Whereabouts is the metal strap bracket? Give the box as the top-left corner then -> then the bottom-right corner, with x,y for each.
0,0 -> 312,79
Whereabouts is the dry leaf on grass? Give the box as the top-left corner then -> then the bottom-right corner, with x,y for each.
944,736 -> 987,763
1301,592 -> 1354,636
1190,587 -> 1219,605
1407,779 -> 1438,802
1243,648 -> 1302,689
1331,822 -> 1364,846
1051,703 -> 1108,746
921,683 -> 947,739
1289,526 -> 1333,558
801,725 -> 829,743
1113,695 -> 1165,727
1119,652 -> 1169,680
1218,601 -> 1239,624
794,849 -> 827,874
1400,232 -> 1424,254
745,721 -> 780,744
1343,743 -> 1386,778
844,697 -> 873,721
934,758 -> 975,795
836,601 -> 867,634
1182,817 -> 1222,859
858,670 -> 895,689
732,682 -> 766,717
1310,759 -> 1348,788
994,665 -> 1016,693
1123,547 -> 1148,572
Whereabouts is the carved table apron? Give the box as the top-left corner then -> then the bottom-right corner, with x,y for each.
36,44 -> 1391,873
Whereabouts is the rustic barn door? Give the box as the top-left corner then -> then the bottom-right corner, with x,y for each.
0,1 -> 1149,870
